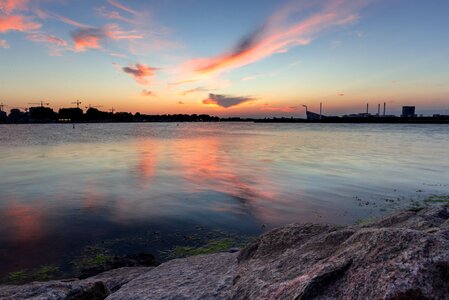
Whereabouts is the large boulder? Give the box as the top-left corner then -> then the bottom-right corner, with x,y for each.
231,205 -> 449,299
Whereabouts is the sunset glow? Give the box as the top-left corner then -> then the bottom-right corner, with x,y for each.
1,0 -> 448,117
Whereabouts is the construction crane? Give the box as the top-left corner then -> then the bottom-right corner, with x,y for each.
110,107 -> 115,114
71,100 -> 82,108
28,101 -> 50,107
85,104 -> 103,109
0,103 -> 7,112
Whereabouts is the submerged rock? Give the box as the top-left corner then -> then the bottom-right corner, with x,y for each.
1,205 -> 449,299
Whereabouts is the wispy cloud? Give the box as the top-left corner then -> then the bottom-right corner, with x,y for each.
181,87 -> 212,96
27,33 -> 67,46
122,63 -> 159,85
202,93 -> 255,108
71,25 -> 143,51
96,6 -> 136,24
261,104 -> 299,112
141,89 -> 156,97
184,0 -> 367,76
34,8 -> 89,28
0,14 -> 40,32
107,0 -> 139,16
0,0 -> 30,14
0,38 -> 9,48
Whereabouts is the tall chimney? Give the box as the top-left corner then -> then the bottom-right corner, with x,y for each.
366,103 -> 369,114
320,102 -> 322,119
383,102 -> 386,116
378,104 -> 380,116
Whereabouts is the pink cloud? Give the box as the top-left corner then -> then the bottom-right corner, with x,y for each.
97,6 -> 135,24
0,14 -> 40,32
122,63 -> 159,85
108,0 -> 139,16
183,0 -> 367,76
27,33 -> 68,46
0,0 -> 30,14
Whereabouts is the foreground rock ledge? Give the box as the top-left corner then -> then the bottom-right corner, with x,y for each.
2,206 -> 449,300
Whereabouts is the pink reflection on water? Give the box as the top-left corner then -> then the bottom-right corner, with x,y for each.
1,202 -> 46,242
171,137 -> 298,225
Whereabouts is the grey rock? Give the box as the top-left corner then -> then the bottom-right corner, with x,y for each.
0,267 -> 150,299
0,280 -> 108,300
106,252 -> 237,300
231,205 -> 449,299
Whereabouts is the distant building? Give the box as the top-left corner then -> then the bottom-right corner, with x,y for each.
0,110 -> 6,122
402,106 -> 416,118
306,111 -> 325,121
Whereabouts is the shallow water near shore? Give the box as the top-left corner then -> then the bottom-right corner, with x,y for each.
1,123 -> 449,279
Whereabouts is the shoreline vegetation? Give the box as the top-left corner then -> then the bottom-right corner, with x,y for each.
1,106 -> 449,124
1,193 -> 448,286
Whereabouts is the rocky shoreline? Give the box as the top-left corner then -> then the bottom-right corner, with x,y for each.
1,205 -> 449,299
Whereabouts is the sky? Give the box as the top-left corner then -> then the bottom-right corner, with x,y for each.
0,0 -> 449,117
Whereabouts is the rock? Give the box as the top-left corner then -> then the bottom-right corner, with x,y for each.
0,267 -> 150,299
231,205 -> 449,299
0,280 -> 108,300
105,252 -> 237,300
84,267 -> 151,293
2,206 -> 449,299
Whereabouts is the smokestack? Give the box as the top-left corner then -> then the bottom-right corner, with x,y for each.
320,102 -> 322,119
383,102 -> 386,116
378,104 -> 380,116
366,103 -> 369,114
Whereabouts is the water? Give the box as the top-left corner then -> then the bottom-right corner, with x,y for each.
1,123 -> 448,278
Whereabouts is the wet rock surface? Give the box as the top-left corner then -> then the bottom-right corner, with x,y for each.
1,205 -> 449,299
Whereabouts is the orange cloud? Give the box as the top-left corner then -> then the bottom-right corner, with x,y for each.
0,0 -> 30,14
0,14 -> 40,32
184,0 -> 366,76
122,63 -> 159,85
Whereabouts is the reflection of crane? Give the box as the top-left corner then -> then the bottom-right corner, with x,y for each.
85,104 -> 103,109
29,101 -> 50,107
71,100 -> 82,108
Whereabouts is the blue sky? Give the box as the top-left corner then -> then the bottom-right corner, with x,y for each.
0,0 -> 448,116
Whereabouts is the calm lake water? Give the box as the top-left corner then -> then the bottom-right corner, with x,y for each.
1,123 -> 449,278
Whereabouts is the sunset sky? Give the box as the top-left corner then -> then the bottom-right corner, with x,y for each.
1,0 -> 448,117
